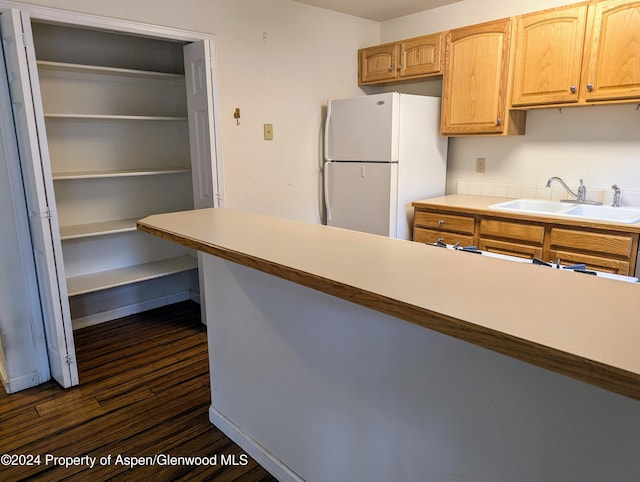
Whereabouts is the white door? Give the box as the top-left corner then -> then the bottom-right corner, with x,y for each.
324,92 -> 399,162
324,161 -> 398,237
184,39 -> 224,325
184,39 -> 223,209
0,9 -> 78,387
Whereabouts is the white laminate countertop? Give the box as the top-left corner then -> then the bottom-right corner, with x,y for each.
138,208 -> 640,400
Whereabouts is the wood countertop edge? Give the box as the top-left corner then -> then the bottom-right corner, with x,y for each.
412,196 -> 640,234
137,219 -> 640,401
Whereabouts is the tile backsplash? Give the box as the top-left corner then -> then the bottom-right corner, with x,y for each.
456,181 -> 640,207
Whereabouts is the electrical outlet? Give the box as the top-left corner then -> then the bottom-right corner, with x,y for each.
264,123 -> 273,140
476,157 -> 486,173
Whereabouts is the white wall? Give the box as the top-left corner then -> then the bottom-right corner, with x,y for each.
380,0 -> 640,205
17,0 -> 640,221
19,0 -> 379,223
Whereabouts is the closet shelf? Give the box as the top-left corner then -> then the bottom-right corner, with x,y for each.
44,113 -> 187,121
60,218 -> 139,240
66,255 -> 197,296
52,167 -> 191,180
36,60 -> 185,81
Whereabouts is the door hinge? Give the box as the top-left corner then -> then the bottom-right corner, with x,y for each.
65,354 -> 75,365
43,208 -> 52,219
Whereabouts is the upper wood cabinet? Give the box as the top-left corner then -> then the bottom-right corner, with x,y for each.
511,4 -> 588,106
581,0 -> 640,102
441,19 -> 526,135
512,0 -> 640,107
358,33 -> 443,85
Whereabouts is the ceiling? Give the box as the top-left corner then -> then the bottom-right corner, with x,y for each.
292,0 -> 462,22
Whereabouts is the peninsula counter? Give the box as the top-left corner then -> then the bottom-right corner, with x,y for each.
138,208 -> 640,482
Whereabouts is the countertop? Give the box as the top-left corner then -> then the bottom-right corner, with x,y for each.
138,208 -> 640,400
413,194 -> 640,233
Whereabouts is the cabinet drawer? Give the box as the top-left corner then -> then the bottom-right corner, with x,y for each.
549,228 -> 633,258
413,228 -> 474,246
414,211 -> 475,234
549,249 -> 630,275
479,238 -> 543,259
479,219 -> 545,244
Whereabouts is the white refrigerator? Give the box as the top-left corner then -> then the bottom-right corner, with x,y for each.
323,92 -> 447,240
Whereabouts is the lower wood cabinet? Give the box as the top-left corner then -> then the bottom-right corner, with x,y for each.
548,227 -> 635,274
478,219 -> 545,259
413,210 -> 475,246
413,206 -> 639,275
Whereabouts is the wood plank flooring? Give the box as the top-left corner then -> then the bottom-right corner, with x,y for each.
0,301 -> 278,481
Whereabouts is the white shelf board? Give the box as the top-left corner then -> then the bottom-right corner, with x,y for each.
60,218 -> 139,240
37,60 -> 185,81
66,255 -> 197,296
52,167 -> 191,180
45,113 -> 187,121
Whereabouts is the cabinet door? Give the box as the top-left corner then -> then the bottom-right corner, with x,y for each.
0,10 -> 78,388
358,43 -> 398,84
399,33 -> 442,78
581,0 -> 640,101
441,19 -> 513,135
511,4 -> 588,106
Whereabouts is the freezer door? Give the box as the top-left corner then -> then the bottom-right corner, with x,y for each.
1,10 -> 78,388
325,93 -> 399,162
325,162 -> 398,237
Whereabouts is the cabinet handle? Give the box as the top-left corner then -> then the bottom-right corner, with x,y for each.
438,219 -> 444,225
389,65 -> 394,71
587,83 -> 593,91
570,85 -> 576,93
496,119 -> 502,126
397,64 -> 403,70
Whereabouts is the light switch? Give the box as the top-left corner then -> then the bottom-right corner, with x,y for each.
264,124 -> 273,140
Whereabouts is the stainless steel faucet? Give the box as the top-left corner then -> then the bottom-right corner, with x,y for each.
611,184 -> 621,207
545,176 -> 587,202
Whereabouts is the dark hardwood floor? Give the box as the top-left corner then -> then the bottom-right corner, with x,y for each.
0,301 -> 278,481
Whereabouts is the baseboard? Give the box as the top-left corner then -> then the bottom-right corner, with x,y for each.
209,405 -> 302,482
0,366 -> 45,394
71,290 -> 192,330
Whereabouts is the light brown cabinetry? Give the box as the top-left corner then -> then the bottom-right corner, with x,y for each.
512,0 -> 640,108
478,219 -> 545,259
548,227 -> 634,274
441,19 -> 526,136
511,4 -> 588,106
358,33 -> 443,85
413,204 -> 639,275
582,0 -> 640,102
413,210 -> 475,246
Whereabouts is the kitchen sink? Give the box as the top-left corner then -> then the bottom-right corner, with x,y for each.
488,199 -> 573,215
489,199 -> 640,224
562,204 -> 640,223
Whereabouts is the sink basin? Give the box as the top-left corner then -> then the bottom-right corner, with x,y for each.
488,199 -> 574,215
489,199 -> 640,224
562,205 -> 640,224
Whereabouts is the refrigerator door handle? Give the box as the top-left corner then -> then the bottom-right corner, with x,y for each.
323,161 -> 332,222
324,102 -> 331,161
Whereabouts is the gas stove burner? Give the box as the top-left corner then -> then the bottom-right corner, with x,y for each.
424,241 -> 638,283
432,240 -> 482,253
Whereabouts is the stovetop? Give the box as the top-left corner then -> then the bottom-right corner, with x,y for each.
428,240 -> 639,283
